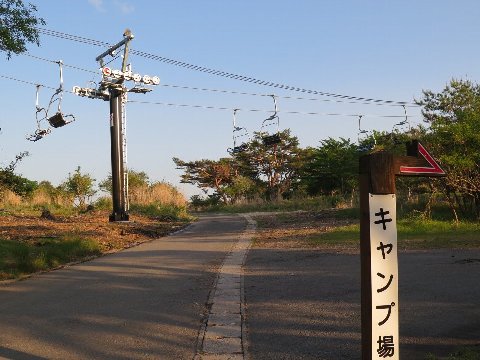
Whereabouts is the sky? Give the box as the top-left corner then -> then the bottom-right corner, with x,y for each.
1,0 -> 480,199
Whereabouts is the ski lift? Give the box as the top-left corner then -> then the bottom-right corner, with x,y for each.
357,115 -> 376,152
391,105 -> 411,144
27,61 -> 75,142
261,95 -> 281,146
227,109 -> 250,155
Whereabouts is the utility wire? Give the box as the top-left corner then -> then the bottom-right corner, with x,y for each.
0,73 -> 414,119
20,52 -> 418,109
127,99 -> 411,118
23,53 -> 99,74
0,74 -> 57,90
36,27 -> 417,106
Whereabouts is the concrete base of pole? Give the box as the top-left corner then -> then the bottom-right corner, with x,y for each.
109,212 -> 130,222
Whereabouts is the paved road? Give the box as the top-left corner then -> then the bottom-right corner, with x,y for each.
2,214 -> 479,360
0,214 -> 246,360
244,248 -> 480,360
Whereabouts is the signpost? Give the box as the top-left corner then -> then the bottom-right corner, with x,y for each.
360,141 -> 445,359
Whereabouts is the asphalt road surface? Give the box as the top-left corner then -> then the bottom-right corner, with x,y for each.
244,248 -> 480,360
0,214 -> 245,360
1,214 -> 478,360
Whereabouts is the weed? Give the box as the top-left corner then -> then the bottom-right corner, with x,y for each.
0,237 -> 101,280
130,203 -> 193,222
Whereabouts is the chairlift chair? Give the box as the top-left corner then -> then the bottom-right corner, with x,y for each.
227,109 -> 250,155
27,61 -> 75,141
391,105 -> 411,144
260,95 -> 281,146
357,115 -> 376,152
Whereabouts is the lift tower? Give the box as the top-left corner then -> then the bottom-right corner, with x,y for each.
73,30 -> 160,222
96,32 -> 133,221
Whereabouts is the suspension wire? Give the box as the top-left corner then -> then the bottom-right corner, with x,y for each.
23,53 -> 99,74
0,74 -> 57,90
36,27 -> 416,106
20,52 -> 419,108
126,99 -> 411,118
0,73 -> 415,119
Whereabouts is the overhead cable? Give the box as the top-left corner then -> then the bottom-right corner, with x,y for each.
126,99 -> 411,118
22,51 -> 418,108
36,27 -> 416,106
0,73 -> 413,119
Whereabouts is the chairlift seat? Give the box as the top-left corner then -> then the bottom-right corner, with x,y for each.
47,112 -> 69,128
232,144 -> 248,154
262,133 -> 281,146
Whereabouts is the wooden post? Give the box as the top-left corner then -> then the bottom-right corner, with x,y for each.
360,141 -> 445,359
360,152 -> 398,360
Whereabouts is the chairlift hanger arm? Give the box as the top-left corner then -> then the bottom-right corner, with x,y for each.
95,33 -> 134,67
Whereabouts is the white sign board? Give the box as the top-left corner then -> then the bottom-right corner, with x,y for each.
369,194 -> 399,359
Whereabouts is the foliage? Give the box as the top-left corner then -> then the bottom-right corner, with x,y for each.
417,79 -> 480,219
0,151 -> 37,198
175,129 -> 309,203
235,129 -> 309,200
61,166 -> 96,209
173,156 -> 236,203
301,137 -> 358,197
0,0 -> 45,58
99,170 -> 150,193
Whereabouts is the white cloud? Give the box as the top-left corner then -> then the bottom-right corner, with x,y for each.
88,0 -> 105,12
114,1 -> 135,14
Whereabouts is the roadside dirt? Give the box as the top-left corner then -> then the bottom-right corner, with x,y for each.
0,209 -> 188,252
252,210 -> 357,250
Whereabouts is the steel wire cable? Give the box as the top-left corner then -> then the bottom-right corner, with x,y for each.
21,51 -> 419,109
0,73 -> 415,120
36,27 -> 417,106
126,99 -> 410,118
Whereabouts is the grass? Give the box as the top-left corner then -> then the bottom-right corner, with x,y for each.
0,236 -> 101,280
313,218 -> 480,249
426,346 -> 480,360
0,202 -> 193,280
196,196 -> 355,214
130,203 -> 194,222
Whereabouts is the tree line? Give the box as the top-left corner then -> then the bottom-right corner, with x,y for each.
1,5 -> 479,219
175,79 -> 480,221
0,163 -> 185,210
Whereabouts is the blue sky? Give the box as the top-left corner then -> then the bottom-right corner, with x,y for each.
1,1 -> 479,198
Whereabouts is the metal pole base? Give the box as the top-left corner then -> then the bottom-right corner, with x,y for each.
109,212 -> 130,222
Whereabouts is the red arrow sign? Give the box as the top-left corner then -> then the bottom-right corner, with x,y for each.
400,142 -> 445,175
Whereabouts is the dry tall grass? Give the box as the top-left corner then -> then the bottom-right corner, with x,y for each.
0,189 -> 22,206
0,188 -> 72,208
129,182 -> 186,207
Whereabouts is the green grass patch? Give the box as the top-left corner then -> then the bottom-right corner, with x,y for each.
130,203 -> 193,222
0,237 -> 101,280
314,219 -> 480,249
199,196 -> 354,214
426,346 -> 480,360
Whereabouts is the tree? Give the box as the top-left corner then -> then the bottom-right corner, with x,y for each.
173,157 -> 236,203
234,129 -> 308,201
0,0 -> 45,58
417,79 -> 480,219
301,137 -> 359,199
99,170 -> 150,193
62,166 -> 96,209
0,151 -> 37,198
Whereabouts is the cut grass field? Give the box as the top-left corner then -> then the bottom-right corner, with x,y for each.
252,209 -> 480,251
0,207 -> 192,281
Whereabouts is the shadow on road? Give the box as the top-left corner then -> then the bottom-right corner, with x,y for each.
244,248 -> 480,360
